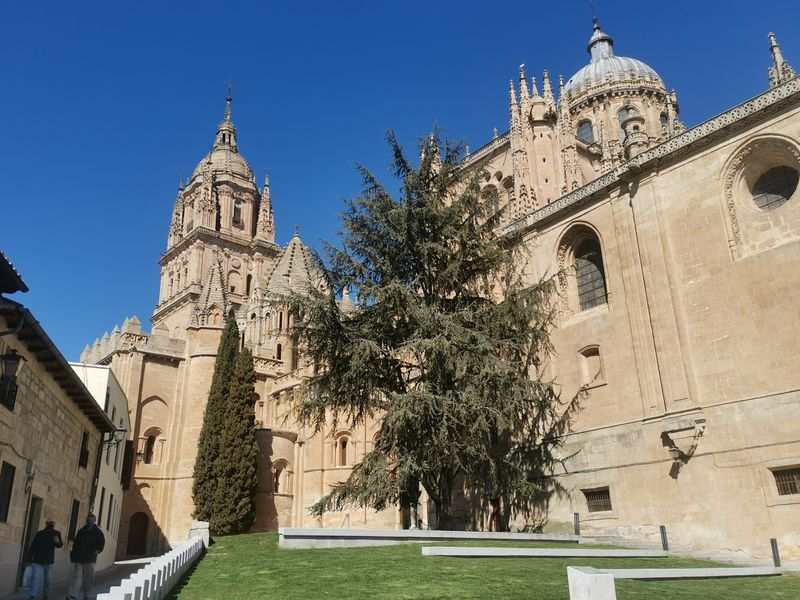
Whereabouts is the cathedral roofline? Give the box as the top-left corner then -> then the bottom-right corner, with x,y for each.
503,75 -> 800,237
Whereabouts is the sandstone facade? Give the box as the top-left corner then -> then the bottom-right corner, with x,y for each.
82,20 -> 800,562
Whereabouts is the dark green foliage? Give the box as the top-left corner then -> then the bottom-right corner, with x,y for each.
192,313 -> 240,523
290,131 -> 576,529
213,347 -> 259,534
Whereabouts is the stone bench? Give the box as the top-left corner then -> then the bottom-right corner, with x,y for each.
567,565 -> 781,600
422,547 -> 667,558
278,527 -> 579,548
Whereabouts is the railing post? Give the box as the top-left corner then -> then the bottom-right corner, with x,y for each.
770,538 -> 781,567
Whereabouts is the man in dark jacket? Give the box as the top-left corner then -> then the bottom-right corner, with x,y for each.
66,513 -> 105,600
26,518 -> 63,599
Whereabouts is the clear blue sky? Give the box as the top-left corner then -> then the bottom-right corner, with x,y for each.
2,0 -> 798,360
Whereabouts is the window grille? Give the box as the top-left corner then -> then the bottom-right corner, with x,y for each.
773,468 -> 800,496
583,487 -> 612,512
752,166 -> 798,211
0,462 -> 15,522
575,240 -> 607,311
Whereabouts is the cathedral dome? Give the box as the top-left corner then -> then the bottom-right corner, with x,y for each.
191,147 -> 254,181
189,95 -> 255,183
563,20 -> 666,108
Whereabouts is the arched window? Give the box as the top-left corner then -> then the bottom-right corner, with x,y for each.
278,312 -> 284,330
339,437 -> 348,466
575,238 -> 607,310
233,199 -> 243,226
617,107 -> 638,140
273,467 -> 282,493
577,120 -> 594,144
144,435 -> 156,464
246,274 -> 252,296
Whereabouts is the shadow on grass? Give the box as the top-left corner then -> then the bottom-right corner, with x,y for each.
164,549 -> 206,600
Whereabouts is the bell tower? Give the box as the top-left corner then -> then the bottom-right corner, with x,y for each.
152,94 -> 281,338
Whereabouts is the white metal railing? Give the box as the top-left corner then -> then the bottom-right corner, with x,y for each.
96,537 -> 204,600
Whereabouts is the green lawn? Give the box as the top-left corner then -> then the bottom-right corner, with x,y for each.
168,532 -> 800,599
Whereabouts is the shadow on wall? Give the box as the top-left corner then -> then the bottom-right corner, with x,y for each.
463,386 -> 586,532
117,481 -> 170,559
251,430 -> 278,532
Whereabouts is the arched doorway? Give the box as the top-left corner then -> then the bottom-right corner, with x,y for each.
127,512 -> 149,555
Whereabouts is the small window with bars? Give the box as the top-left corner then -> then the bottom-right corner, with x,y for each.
78,431 -> 90,469
772,467 -> 800,496
583,487 -> 613,512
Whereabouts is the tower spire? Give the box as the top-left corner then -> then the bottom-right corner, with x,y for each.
542,70 -> 555,113
519,64 -> 530,101
256,171 -> 275,243
214,89 -> 238,151
768,32 -> 796,88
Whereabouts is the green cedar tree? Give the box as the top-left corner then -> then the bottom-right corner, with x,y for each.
289,131 -> 577,529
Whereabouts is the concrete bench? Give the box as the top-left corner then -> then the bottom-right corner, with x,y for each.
422,547 -> 667,558
567,565 -> 781,600
278,527 -> 579,548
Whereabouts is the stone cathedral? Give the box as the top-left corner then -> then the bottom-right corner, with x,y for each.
81,19 -> 800,561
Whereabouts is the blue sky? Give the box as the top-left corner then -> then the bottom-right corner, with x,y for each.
2,0 -> 798,360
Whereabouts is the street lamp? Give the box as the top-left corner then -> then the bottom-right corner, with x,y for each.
0,349 -> 25,410
100,428 -> 127,448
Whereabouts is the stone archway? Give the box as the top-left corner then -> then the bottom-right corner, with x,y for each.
126,512 -> 149,555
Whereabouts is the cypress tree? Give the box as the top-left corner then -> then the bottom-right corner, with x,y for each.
192,312 -> 240,523
290,131 -> 574,529
213,347 -> 259,534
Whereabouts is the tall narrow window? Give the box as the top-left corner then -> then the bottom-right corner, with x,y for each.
339,438 -> 348,466
78,432 -> 90,469
67,499 -> 80,541
107,493 -> 114,530
575,238 -> 607,311
98,487 -> 106,526
276,344 -> 282,361
144,435 -> 156,465
233,199 -> 243,226
0,462 -> 15,522
273,467 -> 282,493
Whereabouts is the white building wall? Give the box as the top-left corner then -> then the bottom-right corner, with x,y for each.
70,363 -> 131,570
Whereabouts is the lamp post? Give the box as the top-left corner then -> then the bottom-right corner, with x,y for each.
0,348 -> 25,410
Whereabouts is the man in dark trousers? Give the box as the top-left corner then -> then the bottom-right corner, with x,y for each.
66,513 -> 105,600
26,518 -> 63,599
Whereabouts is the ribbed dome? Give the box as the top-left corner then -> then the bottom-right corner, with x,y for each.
191,147 -> 254,181
563,20 -> 666,106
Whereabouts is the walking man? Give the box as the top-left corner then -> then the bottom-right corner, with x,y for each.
66,513 -> 105,600
26,518 -> 63,599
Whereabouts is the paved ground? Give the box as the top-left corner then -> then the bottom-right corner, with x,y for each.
2,559 -> 150,600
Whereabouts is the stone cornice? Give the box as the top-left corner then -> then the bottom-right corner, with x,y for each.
502,77 -> 800,236
161,227 -> 280,265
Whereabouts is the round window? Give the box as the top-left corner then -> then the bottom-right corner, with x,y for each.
751,165 -> 799,211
